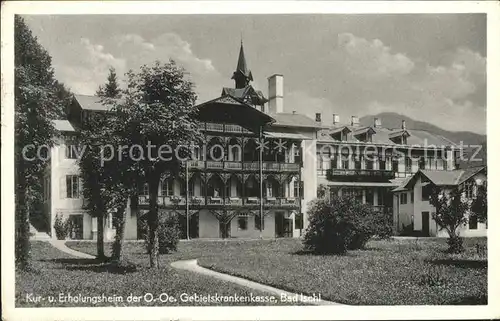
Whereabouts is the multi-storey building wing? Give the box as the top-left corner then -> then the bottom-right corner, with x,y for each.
43,42 -> 321,240
41,42 -> 486,240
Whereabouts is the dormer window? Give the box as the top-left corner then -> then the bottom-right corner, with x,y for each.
352,127 -> 376,143
389,130 -> 410,145
329,127 -> 351,142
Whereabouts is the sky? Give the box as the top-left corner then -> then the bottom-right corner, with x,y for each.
23,14 -> 486,134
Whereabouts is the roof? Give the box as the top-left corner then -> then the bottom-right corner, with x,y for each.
53,120 -> 76,132
221,85 -> 268,105
195,94 -> 275,127
269,113 -> 322,129
317,124 -> 457,147
73,94 -> 112,111
264,131 -> 310,140
397,166 -> 486,190
391,176 -> 413,192
233,42 -> 252,79
352,126 -> 376,136
319,180 -> 399,187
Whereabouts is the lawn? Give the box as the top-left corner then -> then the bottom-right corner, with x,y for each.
17,237 -> 487,306
15,241 -> 288,307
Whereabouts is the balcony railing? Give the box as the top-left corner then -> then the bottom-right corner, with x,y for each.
326,168 -> 395,180
138,195 -> 300,208
187,161 -> 300,172
204,122 -> 254,134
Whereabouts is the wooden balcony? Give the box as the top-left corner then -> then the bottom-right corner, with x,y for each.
326,168 -> 395,181
137,195 -> 300,209
204,122 -> 254,134
187,160 -> 300,172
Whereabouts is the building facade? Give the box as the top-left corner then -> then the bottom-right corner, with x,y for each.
41,43 -> 486,240
43,42 -> 320,240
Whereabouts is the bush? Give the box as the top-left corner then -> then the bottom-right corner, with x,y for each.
53,214 -> 68,240
142,213 -> 180,255
303,196 -> 385,254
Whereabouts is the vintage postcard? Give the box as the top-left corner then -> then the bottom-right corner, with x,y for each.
2,1 -> 499,320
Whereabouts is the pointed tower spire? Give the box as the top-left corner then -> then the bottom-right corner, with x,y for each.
232,40 -> 253,89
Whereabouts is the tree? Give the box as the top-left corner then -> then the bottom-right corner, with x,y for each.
15,16 -> 63,269
303,195 -> 387,255
317,184 -> 328,199
429,187 -> 470,253
471,183 -> 487,224
113,60 -> 203,267
96,67 -> 121,98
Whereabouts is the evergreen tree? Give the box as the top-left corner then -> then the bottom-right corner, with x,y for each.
96,67 -> 121,98
15,16 -> 61,269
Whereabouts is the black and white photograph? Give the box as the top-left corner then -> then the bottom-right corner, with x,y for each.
2,1 -> 498,320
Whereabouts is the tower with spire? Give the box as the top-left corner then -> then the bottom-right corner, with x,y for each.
232,40 -> 253,89
221,40 -> 268,110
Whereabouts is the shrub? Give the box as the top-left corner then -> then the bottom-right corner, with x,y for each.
142,213 -> 180,255
303,195 -> 384,254
53,214 -> 68,240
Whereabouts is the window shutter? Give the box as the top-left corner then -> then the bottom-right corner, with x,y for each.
60,176 -> 67,199
299,181 -> 304,198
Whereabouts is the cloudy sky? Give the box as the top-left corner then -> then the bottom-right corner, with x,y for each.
23,14 -> 486,134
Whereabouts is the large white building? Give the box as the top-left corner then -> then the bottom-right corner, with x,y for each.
40,43 -> 486,240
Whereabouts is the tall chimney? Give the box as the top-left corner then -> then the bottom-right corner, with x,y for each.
374,117 -> 382,128
268,74 -> 284,114
402,119 -> 406,130
315,113 -> 322,123
351,115 -> 359,126
333,114 -> 340,125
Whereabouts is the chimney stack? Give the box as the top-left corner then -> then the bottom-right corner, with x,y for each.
268,74 -> 284,114
351,115 -> 359,126
402,119 -> 406,130
333,114 -> 340,125
374,117 -> 382,128
315,113 -> 322,123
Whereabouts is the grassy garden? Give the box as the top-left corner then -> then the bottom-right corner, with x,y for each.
16,237 -> 486,307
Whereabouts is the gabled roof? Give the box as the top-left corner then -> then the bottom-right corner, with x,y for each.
53,119 -> 76,132
195,94 -> 275,126
329,126 -> 352,135
73,94 -> 112,111
388,129 -> 411,139
352,126 -> 376,136
221,85 -> 268,105
268,113 -> 322,129
397,166 -> 487,191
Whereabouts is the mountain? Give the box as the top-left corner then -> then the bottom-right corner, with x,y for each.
360,112 -> 487,168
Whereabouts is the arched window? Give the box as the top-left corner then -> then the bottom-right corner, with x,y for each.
160,178 -> 173,196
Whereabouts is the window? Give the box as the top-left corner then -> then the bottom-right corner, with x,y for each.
365,159 -> 374,170
254,214 -> 264,230
315,113 -> 321,122
377,188 -> 384,206
365,189 -> 374,205
65,144 -> 78,159
341,159 -> 349,169
464,181 -> 474,199
422,185 -> 432,201
237,216 -> 248,230
469,214 -> 478,230
410,191 -> 414,203
418,157 -> 425,170
405,157 -> 412,173
354,155 -> 362,170
140,183 -> 149,196
379,159 -> 386,171
66,175 -> 80,198
330,155 -> 338,169
400,193 -> 407,205
392,158 -> 399,172
161,179 -> 173,196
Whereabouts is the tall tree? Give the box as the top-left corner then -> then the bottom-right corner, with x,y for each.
113,60 -> 202,267
429,187 -> 470,253
96,67 -> 121,98
14,16 -> 61,269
